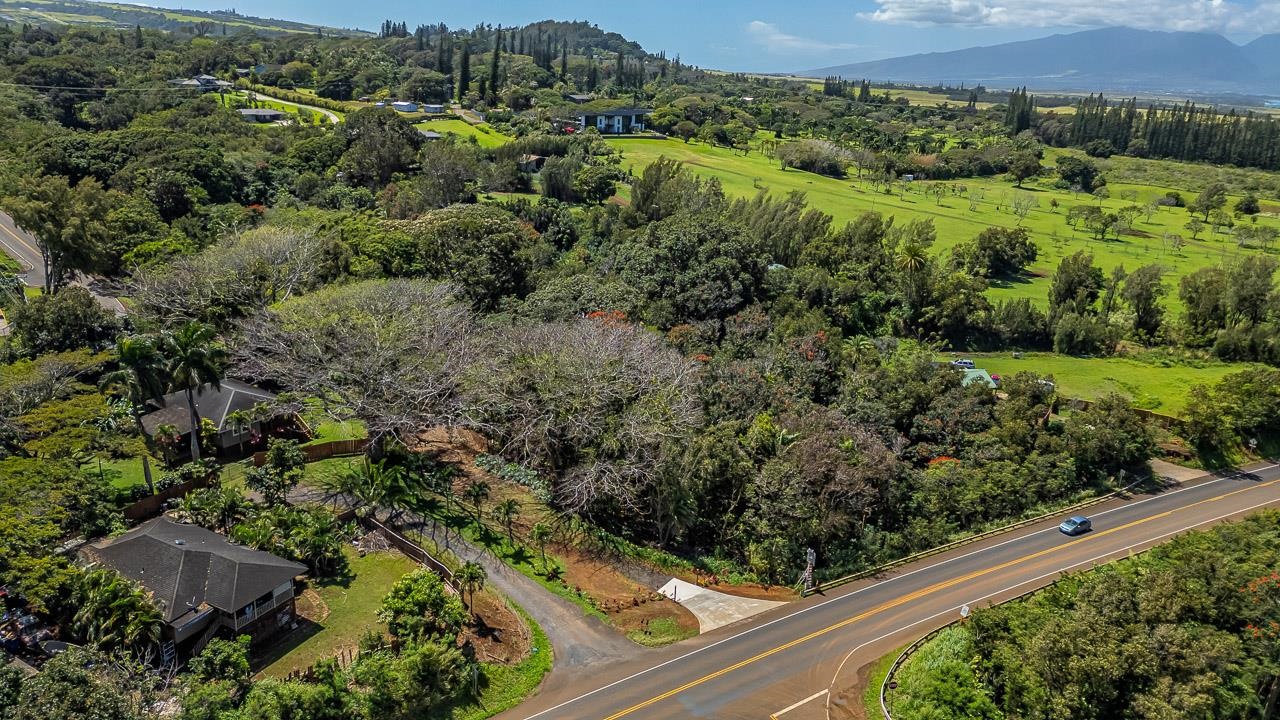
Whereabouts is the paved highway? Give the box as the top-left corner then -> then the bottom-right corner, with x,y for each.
0,209 -> 126,315
0,209 -> 44,287
501,461 -> 1280,720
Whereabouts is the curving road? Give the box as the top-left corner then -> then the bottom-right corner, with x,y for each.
0,210 -> 126,315
242,90 -> 342,124
500,461 -> 1280,720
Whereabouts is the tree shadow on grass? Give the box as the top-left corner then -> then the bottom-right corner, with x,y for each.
507,546 -> 533,566
249,616 -> 324,674
987,271 -> 1038,290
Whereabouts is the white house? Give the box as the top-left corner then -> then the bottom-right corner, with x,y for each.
391,101 -> 418,112
576,108 -> 651,135
421,103 -> 446,114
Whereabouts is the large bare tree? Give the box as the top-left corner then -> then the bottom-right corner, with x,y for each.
132,227 -> 326,326
233,279 -> 477,449
464,316 -> 701,518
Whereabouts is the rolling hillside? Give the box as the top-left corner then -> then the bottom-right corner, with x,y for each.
0,0 -> 370,36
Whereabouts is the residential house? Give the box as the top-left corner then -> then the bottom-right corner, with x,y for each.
168,74 -> 234,93
960,368 -> 998,389
418,129 -> 443,140
237,108 -> 286,123
420,103 -> 446,114
390,101 -> 418,112
517,154 -> 547,172
565,93 -> 593,104
140,379 -> 287,454
80,518 -> 305,655
576,108 -> 651,134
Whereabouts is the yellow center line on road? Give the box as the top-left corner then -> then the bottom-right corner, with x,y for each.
601,476 -> 1280,720
0,219 -> 38,254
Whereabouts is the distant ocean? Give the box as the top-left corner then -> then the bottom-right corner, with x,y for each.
1267,100 -> 1280,108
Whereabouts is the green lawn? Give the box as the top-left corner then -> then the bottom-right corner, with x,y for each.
957,351 -> 1255,415
608,137 -> 1280,312
415,118 -> 510,148
94,455 -> 159,491
299,401 -> 367,447
258,547 -> 417,678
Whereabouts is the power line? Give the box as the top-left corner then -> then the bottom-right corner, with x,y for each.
0,80 -> 229,93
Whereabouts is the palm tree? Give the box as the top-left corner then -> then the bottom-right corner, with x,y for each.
225,409 -> 252,457
154,423 -> 181,468
455,561 -> 486,616
321,459 -> 408,519
73,570 -> 162,655
101,335 -> 167,437
101,335 -> 167,492
895,242 -> 928,275
164,322 -> 226,461
491,498 -> 521,544
464,480 -> 490,522
530,522 -> 553,573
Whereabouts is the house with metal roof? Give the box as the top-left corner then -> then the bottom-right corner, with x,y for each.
237,108 -> 287,123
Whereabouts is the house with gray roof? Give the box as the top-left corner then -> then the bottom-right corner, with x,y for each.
576,107 -> 652,134
140,379 -> 288,455
237,108 -> 287,123
81,518 -> 305,652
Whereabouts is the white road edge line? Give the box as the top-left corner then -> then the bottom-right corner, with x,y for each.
772,689 -> 828,718
823,490 -> 1280,717
516,465 -> 1277,720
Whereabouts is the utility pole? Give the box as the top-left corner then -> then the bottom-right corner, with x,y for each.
803,547 -> 816,592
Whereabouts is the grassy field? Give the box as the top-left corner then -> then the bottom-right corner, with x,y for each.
258,547 -> 416,678
889,88 -> 999,111
95,455 -> 158,491
415,118 -> 510,148
955,351 -> 1254,415
608,137 -> 1280,311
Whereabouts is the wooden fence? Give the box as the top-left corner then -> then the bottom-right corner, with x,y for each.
121,475 -> 216,521
253,438 -> 369,467
358,515 -> 455,588
1056,396 -> 1185,430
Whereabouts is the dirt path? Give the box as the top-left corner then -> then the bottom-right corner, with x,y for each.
399,512 -> 644,670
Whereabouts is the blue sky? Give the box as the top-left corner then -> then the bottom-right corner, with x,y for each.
145,0 -> 1279,72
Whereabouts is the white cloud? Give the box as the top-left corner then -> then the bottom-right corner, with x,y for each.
860,0 -> 1280,34
745,20 -> 860,54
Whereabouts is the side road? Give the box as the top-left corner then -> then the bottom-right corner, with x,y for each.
396,510 -> 645,673
242,89 -> 342,123
0,209 -> 127,315
285,482 -> 645,682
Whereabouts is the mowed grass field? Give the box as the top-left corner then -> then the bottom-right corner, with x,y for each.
951,352 -> 1254,416
608,137 -> 1280,311
414,118 -> 509,148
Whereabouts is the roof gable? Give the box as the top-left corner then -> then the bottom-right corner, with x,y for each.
140,379 -> 277,436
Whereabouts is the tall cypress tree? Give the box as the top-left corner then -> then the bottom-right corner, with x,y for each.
559,40 -> 568,79
488,28 -> 502,104
456,42 -> 470,102
134,23 -> 142,49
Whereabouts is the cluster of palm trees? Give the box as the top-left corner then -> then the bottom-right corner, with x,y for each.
72,568 -> 163,657
101,322 -> 227,467
175,485 -> 351,576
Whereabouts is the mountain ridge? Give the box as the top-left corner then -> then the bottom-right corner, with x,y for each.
805,27 -> 1280,95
